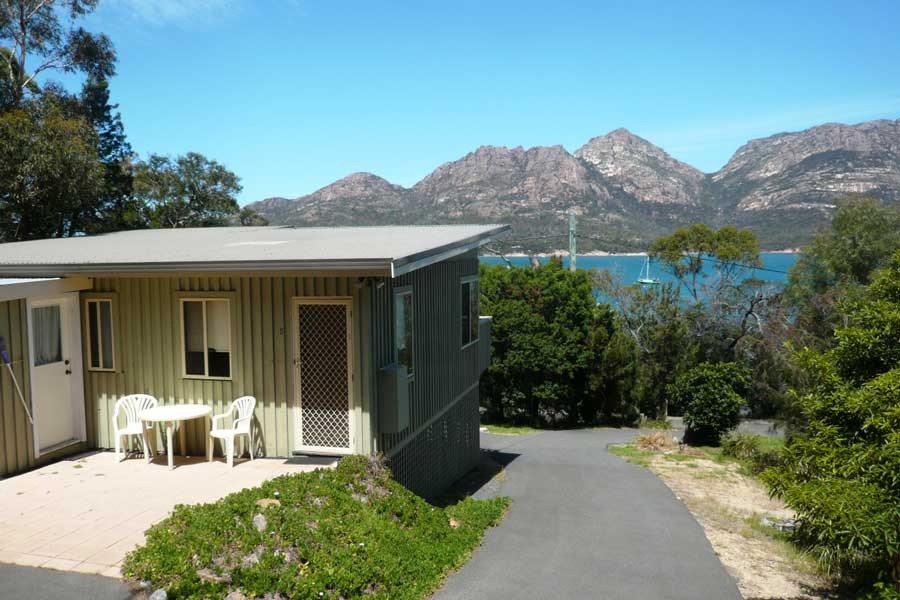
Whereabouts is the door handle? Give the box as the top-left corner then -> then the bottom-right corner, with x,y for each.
65,369 -> 72,375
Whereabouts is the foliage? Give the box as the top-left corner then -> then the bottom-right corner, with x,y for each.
649,223 -> 761,301
238,206 -> 270,226
671,362 -> 749,445
135,152 -> 242,228
480,258 -> 598,426
594,271 -> 697,418
585,303 -> 641,425
123,456 -> 509,600
640,418 -> 671,430
720,432 -> 783,475
0,96 -> 104,241
765,254 -> 900,587
0,0 -> 115,109
785,198 -> 900,344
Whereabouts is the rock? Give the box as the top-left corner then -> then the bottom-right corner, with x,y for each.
149,590 -> 167,600
224,591 -> 248,600
197,568 -> 232,584
256,498 -> 281,509
252,513 -> 267,532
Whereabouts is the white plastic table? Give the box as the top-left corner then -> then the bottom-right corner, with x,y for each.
139,404 -> 212,470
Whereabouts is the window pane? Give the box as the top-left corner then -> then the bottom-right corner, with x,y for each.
206,300 -> 231,378
33,305 -> 62,366
88,301 -> 100,368
395,292 -> 413,375
469,281 -> 479,342
99,300 -> 114,369
461,282 -> 471,345
183,301 -> 205,375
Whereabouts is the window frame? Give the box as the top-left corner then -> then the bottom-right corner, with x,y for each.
178,295 -> 235,381
393,285 -> 414,379
460,275 -> 480,349
82,294 -> 117,372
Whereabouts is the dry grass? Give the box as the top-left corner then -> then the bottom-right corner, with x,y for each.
634,431 -> 679,452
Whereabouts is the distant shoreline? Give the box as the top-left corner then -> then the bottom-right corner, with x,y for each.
495,248 -> 800,258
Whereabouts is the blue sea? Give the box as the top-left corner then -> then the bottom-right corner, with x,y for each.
479,253 -> 798,287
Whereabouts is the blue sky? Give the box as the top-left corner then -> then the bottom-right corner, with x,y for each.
83,0 -> 900,203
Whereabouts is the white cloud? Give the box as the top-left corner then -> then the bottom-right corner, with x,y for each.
105,0 -> 243,26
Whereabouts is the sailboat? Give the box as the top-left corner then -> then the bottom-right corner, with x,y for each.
637,256 -> 661,285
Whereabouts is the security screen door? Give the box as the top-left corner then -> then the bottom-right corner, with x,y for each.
294,299 -> 353,454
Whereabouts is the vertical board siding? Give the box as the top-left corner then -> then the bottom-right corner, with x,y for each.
370,251 -> 483,497
0,299 -> 34,477
84,276 -> 359,458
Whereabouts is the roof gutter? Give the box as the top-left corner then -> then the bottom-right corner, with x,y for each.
0,258 -> 394,278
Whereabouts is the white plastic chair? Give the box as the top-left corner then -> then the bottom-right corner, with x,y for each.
208,396 -> 256,468
113,394 -> 158,462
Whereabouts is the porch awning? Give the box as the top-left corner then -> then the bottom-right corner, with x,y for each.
0,277 -> 92,302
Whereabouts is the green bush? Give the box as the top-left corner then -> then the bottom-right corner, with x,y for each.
721,432 -> 783,474
480,259 -> 626,426
123,456 -> 508,600
766,253 -> 900,589
671,362 -> 749,445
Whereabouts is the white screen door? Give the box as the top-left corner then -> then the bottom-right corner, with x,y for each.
294,299 -> 353,454
30,294 -> 84,453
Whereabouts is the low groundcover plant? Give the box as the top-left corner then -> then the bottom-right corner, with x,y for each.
123,456 -> 508,600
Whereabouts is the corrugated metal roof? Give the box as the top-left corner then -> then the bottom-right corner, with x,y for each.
0,225 -> 509,277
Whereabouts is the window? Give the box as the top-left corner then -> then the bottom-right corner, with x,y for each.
86,299 -> 114,370
461,277 -> 479,347
32,305 -> 62,366
394,288 -> 413,377
181,298 -> 231,378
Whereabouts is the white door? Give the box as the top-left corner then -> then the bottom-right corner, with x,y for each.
294,299 -> 354,454
29,294 -> 84,454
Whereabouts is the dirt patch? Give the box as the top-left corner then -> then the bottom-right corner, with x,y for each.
642,449 -> 836,599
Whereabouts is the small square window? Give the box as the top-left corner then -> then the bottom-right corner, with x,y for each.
86,299 -> 114,371
181,298 -> 231,379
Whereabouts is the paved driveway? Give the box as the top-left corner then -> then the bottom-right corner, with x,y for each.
436,429 -> 741,600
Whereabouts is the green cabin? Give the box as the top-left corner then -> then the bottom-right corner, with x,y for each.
0,225 -> 507,497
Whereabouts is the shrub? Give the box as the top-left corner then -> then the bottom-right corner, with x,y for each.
766,253 -> 900,589
123,456 -> 509,600
721,432 -> 783,474
480,259 -> 612,426
671,362 -> 749,446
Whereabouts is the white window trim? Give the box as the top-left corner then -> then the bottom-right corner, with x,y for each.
460,275 -> 480,350
84,297 -> 116,372
179,297 -> 233,381
394,285 -> 414,380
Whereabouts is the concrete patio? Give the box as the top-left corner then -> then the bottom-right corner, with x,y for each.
0,450 -> 336,578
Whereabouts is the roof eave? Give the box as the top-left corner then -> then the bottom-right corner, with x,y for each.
390,224 -> 510,277
0,258 -> 394,278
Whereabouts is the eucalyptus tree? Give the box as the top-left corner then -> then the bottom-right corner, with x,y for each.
135,153 -> 242,229
0,0 -> 115,108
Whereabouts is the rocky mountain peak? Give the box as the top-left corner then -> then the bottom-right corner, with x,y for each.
247,117 -> 900,251
574,128 -> 705,205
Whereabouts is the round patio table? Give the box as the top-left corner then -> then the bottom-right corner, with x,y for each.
139,404 -> 212,470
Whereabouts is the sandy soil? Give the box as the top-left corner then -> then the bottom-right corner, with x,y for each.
626,438 -> 836,599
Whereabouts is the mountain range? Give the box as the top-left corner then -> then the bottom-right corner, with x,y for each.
248,118 -> 900,252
